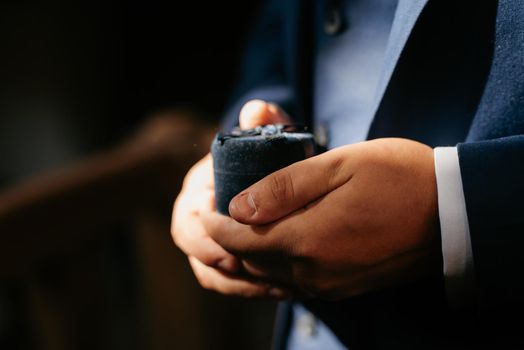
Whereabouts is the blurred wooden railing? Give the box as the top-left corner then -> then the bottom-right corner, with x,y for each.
0,112 -> 276,350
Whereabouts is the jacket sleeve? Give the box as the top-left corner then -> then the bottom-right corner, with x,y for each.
457,135 -> 524,308
220,0 -> 296,131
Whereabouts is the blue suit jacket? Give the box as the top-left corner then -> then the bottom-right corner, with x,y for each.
223,0 -> 524,348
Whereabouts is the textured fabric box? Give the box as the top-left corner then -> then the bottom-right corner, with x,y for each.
212,125 -> 316,215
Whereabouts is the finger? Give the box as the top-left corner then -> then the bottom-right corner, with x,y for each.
239,260 -> 314,299
205,175 -> 357,258
172,189 -> 239,273
176,215 -> 240,272
201,208 -> 310,257
189,256 -> 291,299
184,186 -> 215,214
229,146 -> 355,224
240,259 -> 290,284
184,154 -> 214,191
239,100 -> 291,130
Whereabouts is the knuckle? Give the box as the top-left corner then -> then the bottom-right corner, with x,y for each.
171,203 -> 185,238
170,219 -> 187,249
170,222 -> 182,247
327,155 -> 346,189
268,171 -> 295,203
198,277 -> 212,290
192,269 -> 211,290
183,167 -> 197,187
197,253 -> 220,268
171,230 -> 181,247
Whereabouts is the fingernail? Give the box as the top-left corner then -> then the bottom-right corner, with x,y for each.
268,287 -> 291,299
229,192 -> 257,218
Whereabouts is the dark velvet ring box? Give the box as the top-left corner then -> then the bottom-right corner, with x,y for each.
211,124 -> 317,215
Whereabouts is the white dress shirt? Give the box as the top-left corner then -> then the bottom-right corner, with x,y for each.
434,147 -> 476,306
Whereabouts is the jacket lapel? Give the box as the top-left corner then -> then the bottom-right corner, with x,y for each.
366,0 -> 498,145
372,0 -> 430,117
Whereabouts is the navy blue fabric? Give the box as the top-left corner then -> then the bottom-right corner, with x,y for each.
458,137 -> 524,307
220,0 -> 524,348
455,0 -> 524,317
221,0 -> 313,131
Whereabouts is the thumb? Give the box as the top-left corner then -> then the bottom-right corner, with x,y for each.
228,147 -> 354,225
239,100 -> 291,130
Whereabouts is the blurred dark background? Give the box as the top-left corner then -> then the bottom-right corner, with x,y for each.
0,0 -> 261,183
0,1 -> 276,349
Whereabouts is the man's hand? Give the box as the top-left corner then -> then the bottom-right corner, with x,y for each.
171,100 -> 292,298
202,138 -> 440,300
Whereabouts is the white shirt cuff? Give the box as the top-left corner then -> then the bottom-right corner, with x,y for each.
434,147 -> 476,307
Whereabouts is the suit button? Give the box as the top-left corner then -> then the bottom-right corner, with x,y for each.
324,2 -> 345,36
